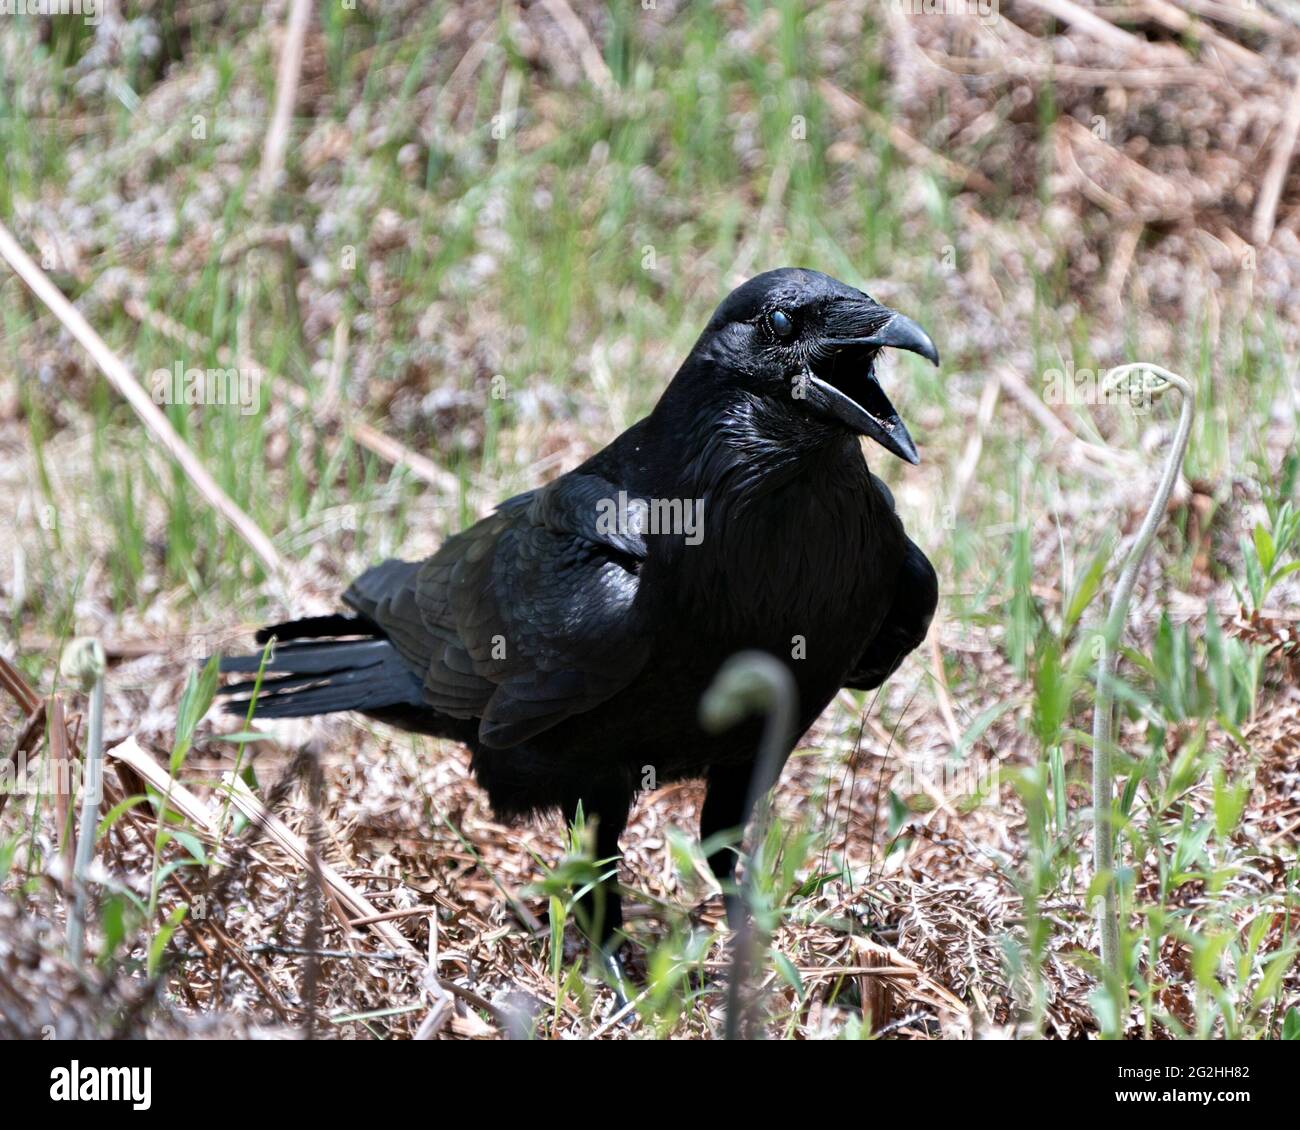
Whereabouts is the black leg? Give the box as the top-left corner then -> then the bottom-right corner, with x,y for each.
700,764 -> 761,930
561,790 -> 632,1010
563,790 -> 630,956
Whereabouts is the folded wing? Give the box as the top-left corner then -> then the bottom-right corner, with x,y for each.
346,472 -> 651,748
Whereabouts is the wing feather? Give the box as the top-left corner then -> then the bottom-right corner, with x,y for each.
344,472 -> 650,748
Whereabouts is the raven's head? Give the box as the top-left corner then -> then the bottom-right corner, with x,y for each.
694,267 -> 939,464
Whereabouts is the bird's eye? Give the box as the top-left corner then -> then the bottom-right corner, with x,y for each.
769,309 -> 794,339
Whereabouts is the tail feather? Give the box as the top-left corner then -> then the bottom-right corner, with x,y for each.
220,638 -> 393,676
223,663 -> 389,699
255,613 -> 368,645
217,619 -> 424,720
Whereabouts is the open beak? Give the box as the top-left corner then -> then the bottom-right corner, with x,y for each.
803,311 -> 939,465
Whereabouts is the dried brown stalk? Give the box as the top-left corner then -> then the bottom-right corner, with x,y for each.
0,223 -> 288,582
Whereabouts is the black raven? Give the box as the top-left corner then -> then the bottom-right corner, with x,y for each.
218,267 -> 938,962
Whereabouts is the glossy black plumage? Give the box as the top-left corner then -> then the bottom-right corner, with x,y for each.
218,268 -> 938,949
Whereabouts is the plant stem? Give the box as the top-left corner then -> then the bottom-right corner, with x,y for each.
1092,363 -> 1195,983
700,650 -> 797,1041
65,638 -> 106,967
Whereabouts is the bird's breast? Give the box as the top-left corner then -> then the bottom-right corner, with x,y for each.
654,462 -> 904,683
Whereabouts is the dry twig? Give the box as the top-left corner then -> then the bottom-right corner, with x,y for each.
1253,73 -> 1300,247
0,223 -> 289,582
